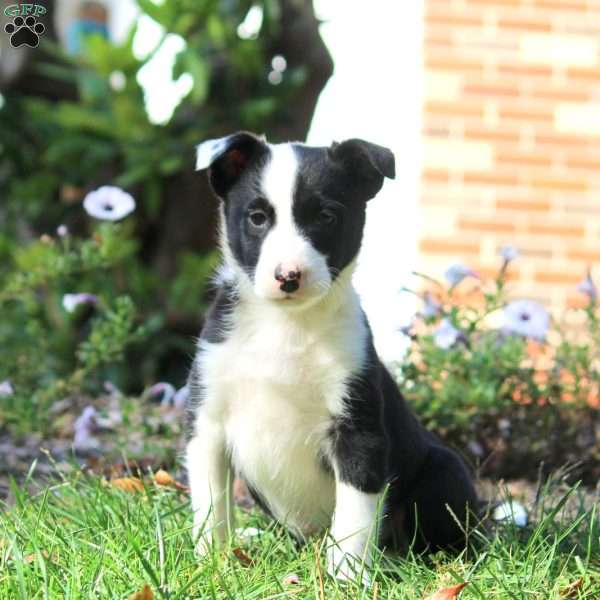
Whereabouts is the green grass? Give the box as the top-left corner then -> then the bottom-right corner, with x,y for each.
0,468 -> 598,599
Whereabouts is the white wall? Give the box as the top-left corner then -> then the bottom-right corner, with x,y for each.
308,1 -> 424,362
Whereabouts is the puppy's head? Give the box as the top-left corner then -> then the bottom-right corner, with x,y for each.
197,131 -> 395,307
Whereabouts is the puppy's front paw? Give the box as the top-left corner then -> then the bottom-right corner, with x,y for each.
194,531 -> 216,560
327,545 -> 371,587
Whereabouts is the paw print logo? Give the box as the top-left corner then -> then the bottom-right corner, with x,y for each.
5,15 -> 45,48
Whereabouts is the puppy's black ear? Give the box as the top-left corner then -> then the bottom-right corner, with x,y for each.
196,131 -> 267,198
329,138 -> 395,201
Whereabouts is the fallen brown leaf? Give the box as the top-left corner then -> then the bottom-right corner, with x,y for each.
128,584 -> 153,600
154,469 -> 190,493
154,469 -> 175,486
108,477 -> 145,493
560,577 -> 584,598
23,551 -> 58,564
232,547 -> 255,567
282,573 -> 300,585
424,582 -> 468,600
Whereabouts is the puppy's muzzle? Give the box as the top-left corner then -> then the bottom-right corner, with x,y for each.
275,264 -> 302,294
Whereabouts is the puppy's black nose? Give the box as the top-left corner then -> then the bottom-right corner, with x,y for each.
275,264 -> 301,294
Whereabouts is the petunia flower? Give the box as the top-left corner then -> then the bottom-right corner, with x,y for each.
174,385 -> 189,410
73,406 -> 100,452
433,318 -> 461,350
146,382 -> 176,407
577,269 -> 597,304
422,292 -> 441,319
502,299 -> 550,341
0,380 -> 14,397
492,500 -> 528,527
62,293 -> 98,313
444,263 -> 478,288
83,186 -> 136,221
499,244 -> 519,263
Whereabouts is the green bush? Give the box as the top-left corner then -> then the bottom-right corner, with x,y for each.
0,1 -> 309,434
399,249 -> 600,480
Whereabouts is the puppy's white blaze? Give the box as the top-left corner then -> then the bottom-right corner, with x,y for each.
254,144 -> 331,301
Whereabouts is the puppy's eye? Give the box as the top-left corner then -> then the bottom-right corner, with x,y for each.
318,209 -> 337,227
248,209 -> 269,228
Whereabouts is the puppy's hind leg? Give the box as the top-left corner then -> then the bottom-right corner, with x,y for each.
403,444 -> 478,553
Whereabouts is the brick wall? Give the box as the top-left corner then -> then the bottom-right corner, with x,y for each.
420,0 -> 600,313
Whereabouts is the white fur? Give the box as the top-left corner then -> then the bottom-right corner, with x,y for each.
188,265 -> 368,539
328,481 -> 380,584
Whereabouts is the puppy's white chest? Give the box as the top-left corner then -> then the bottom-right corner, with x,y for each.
198,305 -> 364,535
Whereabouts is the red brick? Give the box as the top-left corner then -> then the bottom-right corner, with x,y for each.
530,178 -> 587,192
464,128 -> 521,143
535,133 -> 589,147
529,223 -> 585,236
463,172 -> 519,186
458,218 -> 516,233
426,57 -> 484,73
567,248 -> 600,262
498,17 -> 552,31
427,13 -> 483,27
535,271 -> 583,284
498,64 -> 553,78
425,100 -> 484,117
496,152 -> 553,167
499,106 -> 554,122
422,168 -> 450,183
566,66 -> 600,81
496,198 -> 551,212
420,239 -> 480,255
534,0 -> 587,9
464,83 -> 519,97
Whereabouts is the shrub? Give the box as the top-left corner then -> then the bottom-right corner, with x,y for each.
398,248 -> 600,482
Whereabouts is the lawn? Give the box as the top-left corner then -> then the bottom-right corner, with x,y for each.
1,468 -> 598,599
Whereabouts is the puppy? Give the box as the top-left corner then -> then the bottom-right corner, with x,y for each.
186,132 -> 477,582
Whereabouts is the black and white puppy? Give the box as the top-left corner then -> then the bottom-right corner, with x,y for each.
186,131 -> 477,582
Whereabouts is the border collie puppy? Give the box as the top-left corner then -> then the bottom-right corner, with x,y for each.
186,132 -> 477,582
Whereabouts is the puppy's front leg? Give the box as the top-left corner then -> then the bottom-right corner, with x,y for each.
328,478 -> 380,585
327,386 -> 387,585
186,419 -> 233,557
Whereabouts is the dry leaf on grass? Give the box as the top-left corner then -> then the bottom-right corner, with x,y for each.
423,582 -> 468,600
282,573 -> 300,585
22,551 -> 58,564
560,577 -> 584,598
154,469 -> 190,493
128,584 -> 153,600
232,547 -> 255,567
108,477 -> 145,493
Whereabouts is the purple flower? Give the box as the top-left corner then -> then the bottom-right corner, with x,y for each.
147,382 -> 176,406
57,224 -> 69,238
0,380 -> 14,397
83,186 -> 136,221
73,406 -> 100,452
444,263 -> 478,288
433,318 -> 461,349
499,245 -> 519,263
422,292 -> 441,319
62,293 -> 98,313
502,299 -> 550,341
174,385 -> 189,410
577,270 -> 597,303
